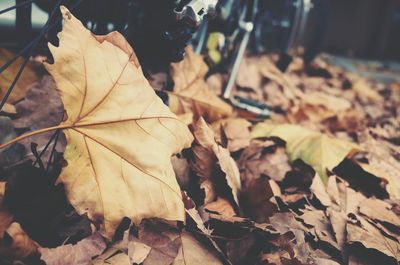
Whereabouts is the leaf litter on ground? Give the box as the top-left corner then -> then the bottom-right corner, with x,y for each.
0,5 -> 399,265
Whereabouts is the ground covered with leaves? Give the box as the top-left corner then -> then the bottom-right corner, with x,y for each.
0,7 -> 400,265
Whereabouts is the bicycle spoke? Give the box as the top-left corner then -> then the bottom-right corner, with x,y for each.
0,0 -> 84,111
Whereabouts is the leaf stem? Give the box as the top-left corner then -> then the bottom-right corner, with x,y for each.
0,115 -> 185,150
0,124 -> 69,149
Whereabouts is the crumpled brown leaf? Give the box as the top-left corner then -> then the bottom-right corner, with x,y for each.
288,91 -> 352,123
173,232 -> 222,265
1,182 -> 38,259
39,232 -> 106,265
136,221 -> 182,265
169,46 -> 233,122
0,222 -> 39,259
205,197 -> 236,217
0,49 -> 40,104
268,212 -> 340,264
352,79 -> 384,104
238,140 -> 291,186
347,214 -> 400,261
191,118 -> 241,208
358,198 -> 400,229
211,118 -> 251,152
0,182 -> 13,238
92,247 -> 130,265
358,132 -> 400,199
12,76 -> 63,132
241,177 -> 279,223
12,76 -> 66,157
298,207 -> 340,251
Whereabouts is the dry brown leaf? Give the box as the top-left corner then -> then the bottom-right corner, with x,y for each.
39,232 -> 106,265
182,192 -> 212,234
182,192 -> 229,264
0,49 -> 40,104
98,229 -> 152,265
268,212 -> 335,264
0,182 -> 5,198
200,179 -> 218,204
358,198 -> 400,228
0,182 -> 13,239
172,155 -> 190,189
211,118 -> 251,152
299,207 -> 340,251
172,232 -> 222,265
235,56 -> 263,92
358,134 -> 400,199
238,140 -> 291,186
12,76 -> 66,155
303,92 -> 352,113
92,248 -> 130,265
289,91 -> 352,123
262,82 -> 292,110
0,182 -> 28,258
347,214 -> 400,261
259,249 -> 293,265
192,118 -> 241,207
345,187 -> 368,215
257,55 -> 302,100
241,177 -> 279,223
205,197 -> 236,217
352,79 -> 384,104
0,117 -> 16,145
128,241 -> 152,264
137,221 -> 182,265
326,176 -> 342,207
322,109 -> 366,133
310,174 -> 332,207
13,76 -> 63,132
206,73 -> 226,96
326,207 -> 347,252
169,46 -> 233,122
1,103 -> 16,115
1,7 -> 194,239
0,222 -> 39,258
325,176 -> 367,217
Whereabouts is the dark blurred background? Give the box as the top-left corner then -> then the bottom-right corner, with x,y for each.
1,0 -> 400,62
305,0 -> 400,61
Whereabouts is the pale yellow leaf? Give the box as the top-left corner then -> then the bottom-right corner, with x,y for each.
251,123 -> 360,183
43,6 -> 193,238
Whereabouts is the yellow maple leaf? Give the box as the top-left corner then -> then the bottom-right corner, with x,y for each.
251,123 -> 360,183
1,6 -> 193,238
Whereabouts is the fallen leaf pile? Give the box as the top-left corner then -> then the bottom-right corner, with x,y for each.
0,6 -> 399,265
